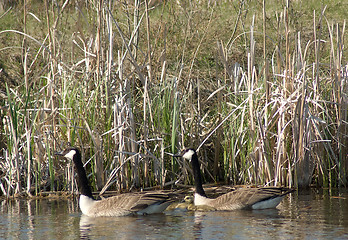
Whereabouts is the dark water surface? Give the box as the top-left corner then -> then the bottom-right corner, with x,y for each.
1,189 -> 348,239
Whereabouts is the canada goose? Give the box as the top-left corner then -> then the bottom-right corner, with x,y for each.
56,147 -> 175,217
175,148 -> 293,210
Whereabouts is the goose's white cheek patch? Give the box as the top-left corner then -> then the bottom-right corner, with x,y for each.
182,149 -> 195,160
64,150 -> 76,160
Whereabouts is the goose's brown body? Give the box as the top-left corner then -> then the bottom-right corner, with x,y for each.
79,192 -> 173,217
194,186 -> 291,210
178,149 -> 293,210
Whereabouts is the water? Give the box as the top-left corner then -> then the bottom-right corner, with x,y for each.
1,189 -> 348,239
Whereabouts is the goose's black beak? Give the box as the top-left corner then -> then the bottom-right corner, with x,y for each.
173,149 -> 186,158
172,151 -> 183,165
54,150 -> 64,157
173,153 -> 182,158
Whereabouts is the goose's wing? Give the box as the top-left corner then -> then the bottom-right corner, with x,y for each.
130,193 -> 174,211
90,192 -> 175,216
211,187 -> 293,210
89,193 -> 141,216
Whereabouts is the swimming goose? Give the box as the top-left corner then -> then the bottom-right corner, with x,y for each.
175,148 -> 293,210
56,147 -> 175,217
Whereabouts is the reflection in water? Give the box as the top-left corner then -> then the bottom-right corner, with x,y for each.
192,212 -> 204,240
79,214 -> 139,239
79,211 -> 194,239
1,189 -> 348,239
0,198 -> 80,240
191,208 -> 285,240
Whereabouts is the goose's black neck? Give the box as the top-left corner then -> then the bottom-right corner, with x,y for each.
190,151 -> 207,197
72,150 -> 94,199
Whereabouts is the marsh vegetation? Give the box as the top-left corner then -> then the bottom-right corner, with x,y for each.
0,0 -> 347,197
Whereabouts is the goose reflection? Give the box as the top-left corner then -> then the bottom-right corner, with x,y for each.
191,207 -> 284,240
79,213 -> 182,239
79,214 -> 139,240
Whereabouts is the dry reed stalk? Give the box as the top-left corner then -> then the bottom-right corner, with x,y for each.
45,0 -> 59,192
143,81 -> 156,187
328,21 -> 348,185
114,86 -> 128,190
247,16 -> 255,133
96,0 -> 102,75
313,6 -> 326,96
277,6 -> 288,186
22,0 -> 30,195
157,61 -> 168,186
262,0 -> 270,128
171,77 -> 180,174
256,113 -> 272,184
143,78 -> 149,187
145,0 -> 153,82
85,119 -> 104,190
105,4 -> 113,105
213,45 -> 222,179
132,0 -> 140,60
196,78 -> 201,152
160,139 -> 165,187
326,22 -> 339,185
25,113 -> 31,195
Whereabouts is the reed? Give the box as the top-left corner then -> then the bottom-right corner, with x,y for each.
0,0 -> 347,197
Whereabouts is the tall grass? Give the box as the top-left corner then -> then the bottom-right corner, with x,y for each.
0,0 -> 347,197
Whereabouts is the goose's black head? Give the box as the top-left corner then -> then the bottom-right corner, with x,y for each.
174,148 -> 197,160
56,147 -> 81,165
180,148 -> 197,161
